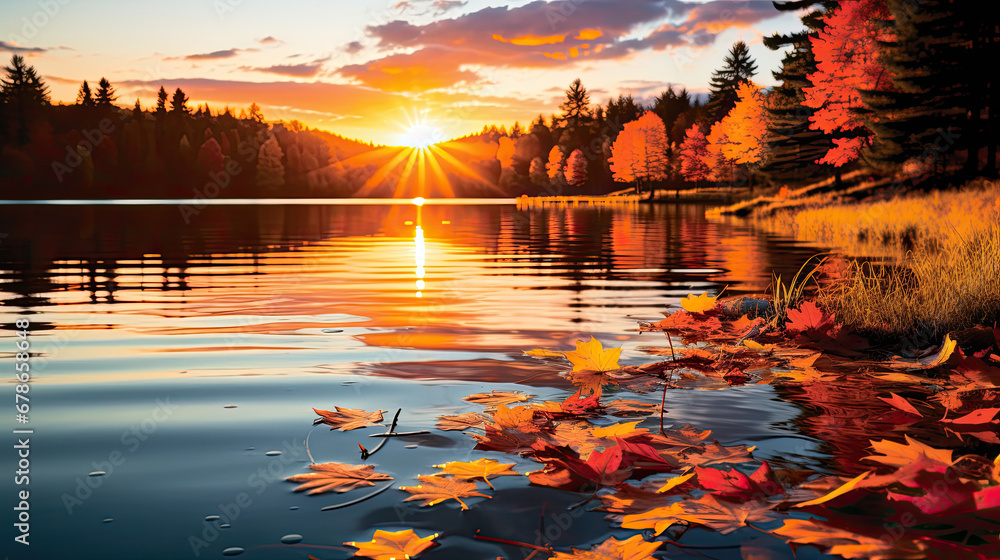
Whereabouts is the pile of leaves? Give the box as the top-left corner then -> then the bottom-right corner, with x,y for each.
287,291 -> 1000,560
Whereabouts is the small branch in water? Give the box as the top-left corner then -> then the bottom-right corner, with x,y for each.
360,408 -> 400,460
367,430 -> 430,438
304,424 -> 319,464
321,482 -> 394,511
660,381 -> 668,435
567,490 -> 597,511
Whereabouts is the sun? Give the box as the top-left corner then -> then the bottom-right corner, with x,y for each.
397,122 -> 444,149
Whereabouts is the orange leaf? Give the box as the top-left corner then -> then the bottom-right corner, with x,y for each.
551,534 -> 661,560
433,458 -> 519,489
344,529 -> 438,560
877,393 -> 922,416
462,390 -> 534,407
942,407 -> 1000,425
313,407 -> 386,431
286,463 -> 392,495
400,475 -> 490,510
435,412 -> 489,431
681,292 -> 720,313
863,435 -> 953,468
794,471 -> 870,508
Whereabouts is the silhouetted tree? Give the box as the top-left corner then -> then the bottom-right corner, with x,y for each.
0,55 -> 50,144
76,80 -> 95,106
155,86 -> 168,115
170,88 -> 189,114
95,77 -> 117,108
706,41 -> 758,122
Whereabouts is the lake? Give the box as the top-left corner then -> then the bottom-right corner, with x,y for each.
0,201 -> 832,559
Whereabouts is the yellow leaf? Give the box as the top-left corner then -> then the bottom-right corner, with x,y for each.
345,529 -> 438,560
525,348 -> 566,358
564,337 -> 622,372
657,472 -> 695,493
743,339 -> 774,351
681,292 -> 719,313
921,333 -> 957,367
592,421 -> 647,439
433,458 -> 519,489
794,471 -> 870,508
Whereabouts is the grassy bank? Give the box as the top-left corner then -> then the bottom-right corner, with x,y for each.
742,180 -> 1000,340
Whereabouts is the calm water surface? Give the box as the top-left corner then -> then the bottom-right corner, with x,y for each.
0,202 -> 831,559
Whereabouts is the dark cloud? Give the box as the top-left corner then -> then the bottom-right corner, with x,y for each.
338,0 -> 781,90
242,56 -> 330,77
343,41 -> 364,54
257,36 -> 282,45
181,49 -> 241,60
0,41 -> 45,53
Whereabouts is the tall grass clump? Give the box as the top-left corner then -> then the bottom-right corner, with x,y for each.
818,225 -> 1000,340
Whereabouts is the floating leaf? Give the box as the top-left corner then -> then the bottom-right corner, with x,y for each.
313,407 -> 386,431
435,412 -> 489,431
620,502 -> 685,535
551,534 -> 661,560
681,292 -> 720,313
785,301 -> 835,337
462,390 -> 534,407
942,407 -> 1000,425
433,458 -> 519,489
344,529 -> 438,560
400,475 -> 490,510
794,471 -> 870,508
863,435 -> 953,469
877,393 -> 922,416
286,463 -> 393,495
564,337 -> 622,372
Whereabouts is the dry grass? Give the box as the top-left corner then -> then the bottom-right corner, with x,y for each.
756,179 -> 1000,258
817,226 -> 1000,340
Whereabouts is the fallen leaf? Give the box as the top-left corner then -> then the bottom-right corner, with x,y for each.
564,337 -> 623,372
921,334 -> 957,367
785,301 -> 835,337
681,292 -> 720,313
400,475 -> 490,510
657,472 -> 696,493
863,435 -> 953,469
286,463 -> 393,495
433,458 -> 519,489
463,390 -> 535,407
435,412 -> 489,431
620,502 -> 686,535
942,407 -> 1000,425
344,529 -> 438,560
877,393 -> 922,416
313,407 -> 386,431
605,399 -> 660,417
794,471 -> 870,508
772,519 -> 919,560
551,534 -> 661,560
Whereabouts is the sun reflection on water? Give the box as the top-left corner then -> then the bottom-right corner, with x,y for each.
414,224 -> 425,298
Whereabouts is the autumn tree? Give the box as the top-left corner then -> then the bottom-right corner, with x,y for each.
706,41 -> 758,122
95,77 -> 117,108
248,102 -> 264,123
720,82 -> 771,166
546,146 -> 566,191
802,0 -> 893,167
529,156 -> 547,186
609,112 -> 669,197
76,80 -> 95,106
679,124 -> 711,184
496,136 -> 515,168
256,134 -> 285,190
564,149 -> 587,187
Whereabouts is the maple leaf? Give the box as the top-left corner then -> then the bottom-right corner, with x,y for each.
433,458 -> 519,489
785,301 -> 835,338
620,502 -> 685,535
400,475 -> 490,510
863,436 -> 954,469
681,292 -> 720,313
313,407 -> 386,431
773,519 -> 921,560
877,393 -> 922,416
605,399 -> 660,417
344,529 -> 438,560
696,462 -> 783,499
551,534 -> 661,560
494,403 -> 543,432
462,390 -> 534,407
435,412 -> 489,431
794,471 -> 870,508
564,337 -> 622,372
286,462 -> 393,495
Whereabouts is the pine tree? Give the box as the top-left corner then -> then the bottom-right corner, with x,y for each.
0,55 -> 50,144
156,86 -> 168,115
133,99 -> 142,120
651,87 -> 692,139
605,94 -> 644,141
706,41 -> 758,122
170,88 -> 189,114
761,1 -> 837,185
95,77 -> 117,108
76,80 -> 95,106
557,79 -> 593,151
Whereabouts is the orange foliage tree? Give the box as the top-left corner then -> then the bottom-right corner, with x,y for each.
609,112 -> 669,197
802,0 -> 894,166
679,124 -> 711,183
706,82 -> 771,187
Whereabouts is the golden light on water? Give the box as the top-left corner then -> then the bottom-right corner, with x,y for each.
414,225 -> 425,298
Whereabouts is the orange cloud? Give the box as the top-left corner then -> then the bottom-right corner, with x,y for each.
492,33 -> 566,46
575,28 -> 603,40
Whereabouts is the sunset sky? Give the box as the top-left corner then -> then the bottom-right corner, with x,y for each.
1,0 -> 804,145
